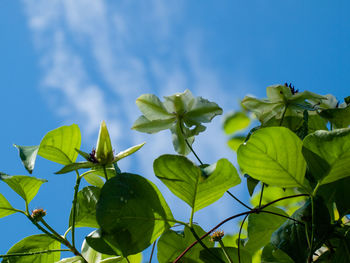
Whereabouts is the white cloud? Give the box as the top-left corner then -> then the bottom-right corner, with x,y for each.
23,0 -> 250,231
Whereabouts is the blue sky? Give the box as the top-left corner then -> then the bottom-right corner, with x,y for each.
0,0 -> 349,259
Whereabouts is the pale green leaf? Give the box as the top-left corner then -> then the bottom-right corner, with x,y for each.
154,155 -> 241,212
114,142 -> 145,162
38,124 -> 81,164
131,115 -> 175,134
223,112 -> 250,135
185,96 -> 223,124
135,94 -> 173,120
0,174 -> 47,204
237,127 -> 307,189
13,145 -> 39,174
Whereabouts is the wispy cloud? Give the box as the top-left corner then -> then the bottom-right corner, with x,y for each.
23,0 -> 248,228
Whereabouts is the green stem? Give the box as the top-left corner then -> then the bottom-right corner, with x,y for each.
308,196 -> 315,263
103,165 -> 109,180
237,214 -> 248,263
0,249 -> 70,258
188,226 -> 225,263
71,170 -> 82,248
218,240 -> 233,263
226,191 -> 252,210
279,105 -> 288,126
125,257 -> 131,263
63,226 -> 72,239
259,210 -> 303,224
26,215 -> 63,244
259,183 -> 265,208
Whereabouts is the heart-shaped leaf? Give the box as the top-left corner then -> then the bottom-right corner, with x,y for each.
237,127 -> 307,189
153,155 -> 241,212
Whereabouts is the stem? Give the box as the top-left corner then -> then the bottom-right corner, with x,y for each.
259,210 -> 303,224
260,194 -> 308,210
173,210 -> 254,263
27,215 -> 63,243
237,214 -> 248,263
71,170 -> 82,248
259,183 -> 265,208
188,227 -> 225,263
226,191 -> 252,210
64,227 -> 72,239
279,105 -> 288,126
308,196 -> 315,262
219,240 -> 233,263
103,165 -> 109,180
0,249 -> 70,258
149,241 -> 156,263
125,257 -> 131,263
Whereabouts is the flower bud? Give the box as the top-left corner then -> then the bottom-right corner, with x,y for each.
31,208 -> 46,222
95,121 -> 114,165
210,230 -> 224,242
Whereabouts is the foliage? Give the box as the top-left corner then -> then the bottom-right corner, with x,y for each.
0,85 -> 349,262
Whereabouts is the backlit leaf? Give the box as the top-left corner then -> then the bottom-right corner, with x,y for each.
13,145 -> 39,174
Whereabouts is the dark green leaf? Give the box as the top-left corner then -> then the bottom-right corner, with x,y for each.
38,124 -> 81,165
199,247 -> 252,263
85,229 -> 116,256
96,173 -> 174,256
154,155 -> 240,212
13,145 -> 39,174
81,239 -> 123,263
245,206 -> 288,253
3,234 -> 60,263
157,225 -> 213,263
245,175 -> 259,197
69,186 -> 100,228
261,243 -> 294,263
0,193 -> 17,218
237,127 -> 307,189
319,104 -> 350,128
0,174 -> 47,204
302,128 -> 350,185
271,198 -> 331,263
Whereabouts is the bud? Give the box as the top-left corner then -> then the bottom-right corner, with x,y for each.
95,121 -> 114,165
31,208 -> 46,222
210,230 -> 224,242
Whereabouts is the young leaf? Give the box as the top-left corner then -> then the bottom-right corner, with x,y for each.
131,115 -> 175,134
96,173 -> 174,256
223,112 -> 250,135
153,155 -> 241,212
38,124 -> 81,165
0,193 -> 18,218
157,225 -> 213,263
237,127 -> 307,189
302,128 -> 350,185
69,186 -> 100,228
95,121 -> 114,165
13,145 -> 39,174
113,142 -> 145,162
0,174 -> 47,205
55,162 -> 96,175
56,256 -> 84,263
4,234 -> 61,263
245,206 -> 288,253
82,172 -> 105,188
135,94 -> 173,120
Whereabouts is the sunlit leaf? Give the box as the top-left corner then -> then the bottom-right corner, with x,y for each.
0,193 -> 17,218
237,127 -> 307,189
223,112 -> 250,135
38,124 -> 81,165
136,94 -> 173,120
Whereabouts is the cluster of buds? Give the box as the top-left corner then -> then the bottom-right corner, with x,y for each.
31,208 -> 46,222
209,230 -> 225,242
284,82 -> 299,94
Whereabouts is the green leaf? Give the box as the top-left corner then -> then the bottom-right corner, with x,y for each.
302,128 -> 350,185
131,115 -> 175,134
0,193 -> 18,218
55,162 -> 96,174
270,198 -> 331,263
69,186 -> 100,228
261,243 -> 294,263
170,122 -> 194,156
223,112 -> 250,135
56,257 -> 84,263
185,96 -> 223,124
81,239 -> 123,263
245,175 -> 259,197
237,127 -> 307,189
113,142 -> 145,162
245,206 -> 288,253
13,145 -> 39,174
85,229 -> 116,256
96,173 -> 174,256
38,124 -> 81,165
154,155 -> 241,212
82,171 -> 105,188
199,247 -> 252,263
0,174 -> 47,204
163,89 -> 195,115
157,225 -> 213,263
3,234 -> 60,263
135,94 -> 173,120
227,136 -> 245,152
319,104 -> 350,128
